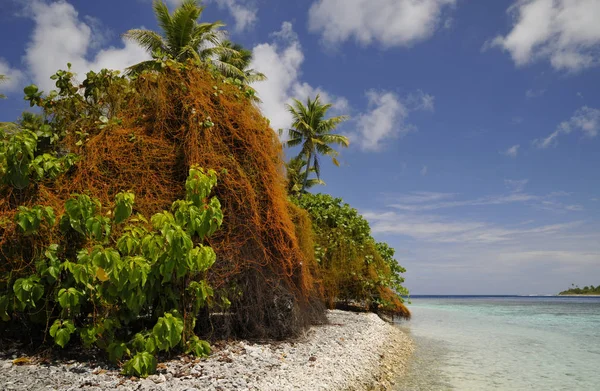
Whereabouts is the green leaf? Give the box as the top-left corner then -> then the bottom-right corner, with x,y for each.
57,287 -> 81,310
23,85 -> 39,95
185,335 -> 211,357
107,342 -> 129,363
122,351 -> 157,378
114,192 -> 135,224
49,320 -> 75,348
152,311 -> 184,351
13,276 -> 43,308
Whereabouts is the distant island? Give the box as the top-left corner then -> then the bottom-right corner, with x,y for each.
559,285 -> 600,295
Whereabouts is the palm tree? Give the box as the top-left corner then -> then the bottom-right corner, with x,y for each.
286,155 -> 324,196
124,0 -> 242,77
218,40 -> 266,84
284,95 -> 349,193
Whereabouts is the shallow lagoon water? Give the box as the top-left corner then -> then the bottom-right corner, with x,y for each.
394,296 -> 600,390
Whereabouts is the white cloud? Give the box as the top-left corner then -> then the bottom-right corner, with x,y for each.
534,106 -> 600,148
207,0 -> 257,32
420,165 -> 428,176
23,1 -> 149,93
0,58 -> 25,94
351,91 -> 409,151
364,210 -> 582,244
367,185 -> 598,293
308,0 -> 456,48
250,22 -> 347,133
489,0 -> 600,72
350,89 -> 434,151
407,90 -> 435,112
388,186 -> 583,213
164,0 -> 257,32
503,144 -> 520,157
391,191 -> 456,204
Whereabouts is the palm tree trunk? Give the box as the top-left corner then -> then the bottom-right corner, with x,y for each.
301,150 -> 312,194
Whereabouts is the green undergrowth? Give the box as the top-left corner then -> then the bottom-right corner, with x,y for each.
0,166 -> 223,377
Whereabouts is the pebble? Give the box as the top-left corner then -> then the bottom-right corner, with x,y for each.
0,310 -> 414,391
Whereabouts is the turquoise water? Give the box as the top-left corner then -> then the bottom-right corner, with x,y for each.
394,296 -> 600,390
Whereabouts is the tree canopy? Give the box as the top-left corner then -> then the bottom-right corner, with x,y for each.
283,95 -> 349,193
124,0 -> 242,78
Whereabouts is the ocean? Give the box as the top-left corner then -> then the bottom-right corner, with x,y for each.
393,296 -> 600,390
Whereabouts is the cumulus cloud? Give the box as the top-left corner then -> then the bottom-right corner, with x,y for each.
534,106 -> 600,148
23,1 -> 149,92
0,58 -> 25,94
489,0 -> 600,72
163,0 -> 257,32
503,144 -> 520,157
250,22 -> 347,133
350,89 -> 433,151
308,0 -> 456,48
207,0 -> 257,32
352,91 -> 410,151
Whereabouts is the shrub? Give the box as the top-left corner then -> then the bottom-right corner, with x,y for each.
2,61 -> 321,343
295,193 -> 410,318
0,166 -> 222,377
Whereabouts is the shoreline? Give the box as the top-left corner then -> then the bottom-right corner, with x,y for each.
558,294 -> 600,297
0,310 -> 414,391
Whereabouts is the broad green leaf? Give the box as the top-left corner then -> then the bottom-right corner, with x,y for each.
122,351 -> 156,378
114,192 -> 135,224
49,319 -> 75,348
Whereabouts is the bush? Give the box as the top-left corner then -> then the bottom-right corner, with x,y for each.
0,166 -> 222,377
2,61 -> 322,346
294,193 -> 410,318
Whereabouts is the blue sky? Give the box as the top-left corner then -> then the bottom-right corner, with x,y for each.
1,0 -> 599,294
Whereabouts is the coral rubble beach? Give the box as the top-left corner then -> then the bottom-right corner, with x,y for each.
0,310 -> 413,391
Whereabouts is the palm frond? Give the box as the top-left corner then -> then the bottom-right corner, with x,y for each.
125,60 -> 162,76
152,0 -> 173,40
305,178 -> 326,189
285,137 -> 303,148
165,0 -> 202,52
123,29 -> 166,53
319,133 -> 350,147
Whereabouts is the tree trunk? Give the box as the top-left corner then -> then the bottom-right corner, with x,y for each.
300,150 -> 313,194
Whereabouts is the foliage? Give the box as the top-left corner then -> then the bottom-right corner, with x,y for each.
559,284 -> 600,295
218,40 -> 267,85
285,156 -> 324,197
294,193 -> 410,318
0,167 -> 222,377
2,48 -> 322,346
124,0 -> 243,79
283,95 -> 349,193
0,121 -> 77,190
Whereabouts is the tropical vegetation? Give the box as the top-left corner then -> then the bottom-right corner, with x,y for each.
559,284 -> 600,295
293,193 -> 409,317
283,95 -> 349,194
124,0 -> 247,81
0,0 -> 409,378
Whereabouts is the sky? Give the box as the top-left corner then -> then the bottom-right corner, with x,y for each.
1,0 -> 599,294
